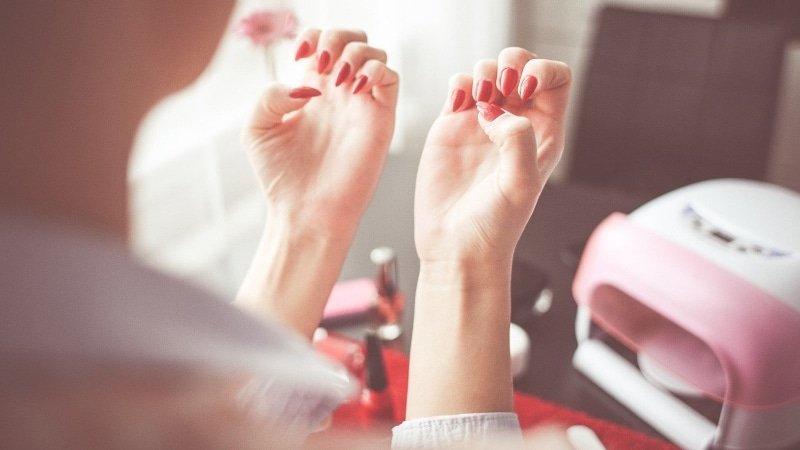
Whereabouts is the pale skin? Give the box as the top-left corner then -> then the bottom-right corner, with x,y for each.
409,50 -> 572,418
235,28 -> 399,339
1,0 -> 575,446
236,30 -> 572,439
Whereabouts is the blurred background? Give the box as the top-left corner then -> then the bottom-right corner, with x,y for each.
129,0 -> 800,302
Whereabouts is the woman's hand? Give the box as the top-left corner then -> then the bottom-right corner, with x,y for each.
236,30 -> 398,339
244,28 -> 399,238
415,48 -> 571,264
407,49 -> 571,419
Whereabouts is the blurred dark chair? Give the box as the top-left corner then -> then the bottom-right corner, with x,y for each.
568,6 -> 792,196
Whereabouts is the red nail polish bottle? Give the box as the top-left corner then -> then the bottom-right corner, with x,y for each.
313,328 -> 365,378
359,331 -> 394,428
370,247 -> 404,341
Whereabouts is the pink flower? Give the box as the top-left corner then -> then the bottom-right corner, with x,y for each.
234,9 -> 298,47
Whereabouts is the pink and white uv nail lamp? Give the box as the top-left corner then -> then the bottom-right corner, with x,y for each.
572,179 -> 800,450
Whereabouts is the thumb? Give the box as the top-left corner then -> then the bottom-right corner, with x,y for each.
476,102 -> 539,201
247,83 -> 321,133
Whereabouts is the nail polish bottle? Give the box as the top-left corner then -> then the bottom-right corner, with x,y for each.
359,330 -> 394,427
312,328 -> 365,378
370,247 -> 404,341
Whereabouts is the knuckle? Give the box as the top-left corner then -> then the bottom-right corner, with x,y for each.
342,41 -> 368,58
374,48 -> 388,62
503,116 -> 534,136
558,61 -> 573,85
498,46 -> 531,59
474,58 -> 497,69
320,29 -> 369,51
319,29 -> 349,47
449,73 -> 470,85
512,116 -> 533,130
300,27 -> 320,38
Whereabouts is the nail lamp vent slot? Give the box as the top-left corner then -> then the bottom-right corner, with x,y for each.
682,205 -> 790,257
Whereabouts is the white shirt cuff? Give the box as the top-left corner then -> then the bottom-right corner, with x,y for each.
391,412 -> 523,449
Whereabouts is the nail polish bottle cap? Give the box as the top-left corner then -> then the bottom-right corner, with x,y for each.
370,246 -> 397,298
363,330 -> 388,391
369,247 -> 396,265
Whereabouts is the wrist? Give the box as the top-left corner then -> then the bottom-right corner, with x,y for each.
416,237 -> 517,271
408,257 -> 514,418
236,210 -> 356,339
417,258 -> 512,296
414,258 -> 512,329
264,204 -> 358,245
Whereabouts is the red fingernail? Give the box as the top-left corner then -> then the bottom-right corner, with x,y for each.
476,101 -> 504,121
476,79 -> 493,102
519,75 -> 538,102
295,41 -> 311,61
500,68 -> 519,97
289,86 -> 322,99
317,50 -> 330,73
451,89 -> 466,112
335,62 -> 352,87
352,75 -> 368,94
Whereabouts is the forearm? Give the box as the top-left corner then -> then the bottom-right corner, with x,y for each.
406,258 -> 514,419
235,211 -> 355,340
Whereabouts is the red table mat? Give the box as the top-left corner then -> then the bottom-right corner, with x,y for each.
328,346 -> 679,450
